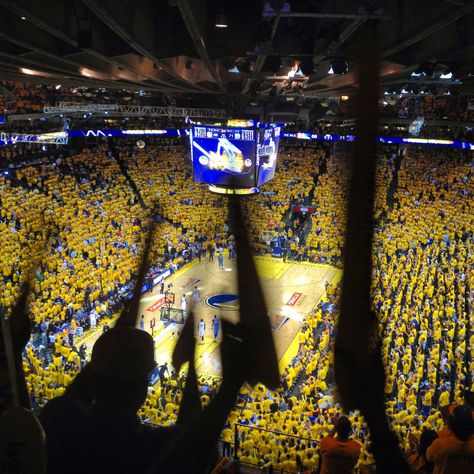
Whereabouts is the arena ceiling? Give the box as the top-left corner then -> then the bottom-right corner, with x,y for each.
0,0 -> 474,109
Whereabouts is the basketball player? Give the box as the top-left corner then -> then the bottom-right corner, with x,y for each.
192,286 -> 200,303
198,318 -> 206,344
212,315 -> 220,342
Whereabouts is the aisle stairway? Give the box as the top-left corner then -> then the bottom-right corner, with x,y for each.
108,141 -> 146,209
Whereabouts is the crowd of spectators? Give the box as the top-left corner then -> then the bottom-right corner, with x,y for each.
1,137 -> 472,472
0,81 -> 194,115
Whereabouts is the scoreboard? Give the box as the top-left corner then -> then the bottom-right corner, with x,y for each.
190,124 -> 280,192
192,126 -> 255,142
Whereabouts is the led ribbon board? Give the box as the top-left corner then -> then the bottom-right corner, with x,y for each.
1,128 -> 473,151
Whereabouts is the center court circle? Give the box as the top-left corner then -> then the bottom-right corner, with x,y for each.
205,294 -> 239,311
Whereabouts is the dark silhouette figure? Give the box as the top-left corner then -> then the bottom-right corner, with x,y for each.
41,327 -> 169,474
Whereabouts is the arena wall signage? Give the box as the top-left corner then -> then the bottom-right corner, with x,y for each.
1,128 -> 473,150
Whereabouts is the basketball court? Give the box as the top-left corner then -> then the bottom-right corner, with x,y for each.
82,256 -> 340,378
139,256 -> 339,377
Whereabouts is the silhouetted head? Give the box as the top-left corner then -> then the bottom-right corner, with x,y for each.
419,429 -> 437,458
448,404 -> 474,441
91,327 -> 156,416
464,390 -> 474,410
440,405 -> 450,424
335,416 -> 352,440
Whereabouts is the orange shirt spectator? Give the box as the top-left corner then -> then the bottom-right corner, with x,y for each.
320,416 -> 361,474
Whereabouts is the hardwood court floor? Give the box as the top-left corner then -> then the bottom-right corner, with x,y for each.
136,256 -> 339,377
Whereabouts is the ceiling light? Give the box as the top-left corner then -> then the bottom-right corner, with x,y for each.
414,62 -> 435,77
20,67 -> 39,75
440,72 -> 453,79
215,13 -> 228,28
21,16 -> 26,20
55,84 -> 61,90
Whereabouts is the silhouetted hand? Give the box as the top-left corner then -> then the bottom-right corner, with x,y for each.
9,283 -> 31,358
116,204 -> 159,328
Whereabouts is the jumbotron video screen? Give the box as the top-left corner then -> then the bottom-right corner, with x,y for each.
191,125 -> 257,187
190,123 -> 280,191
